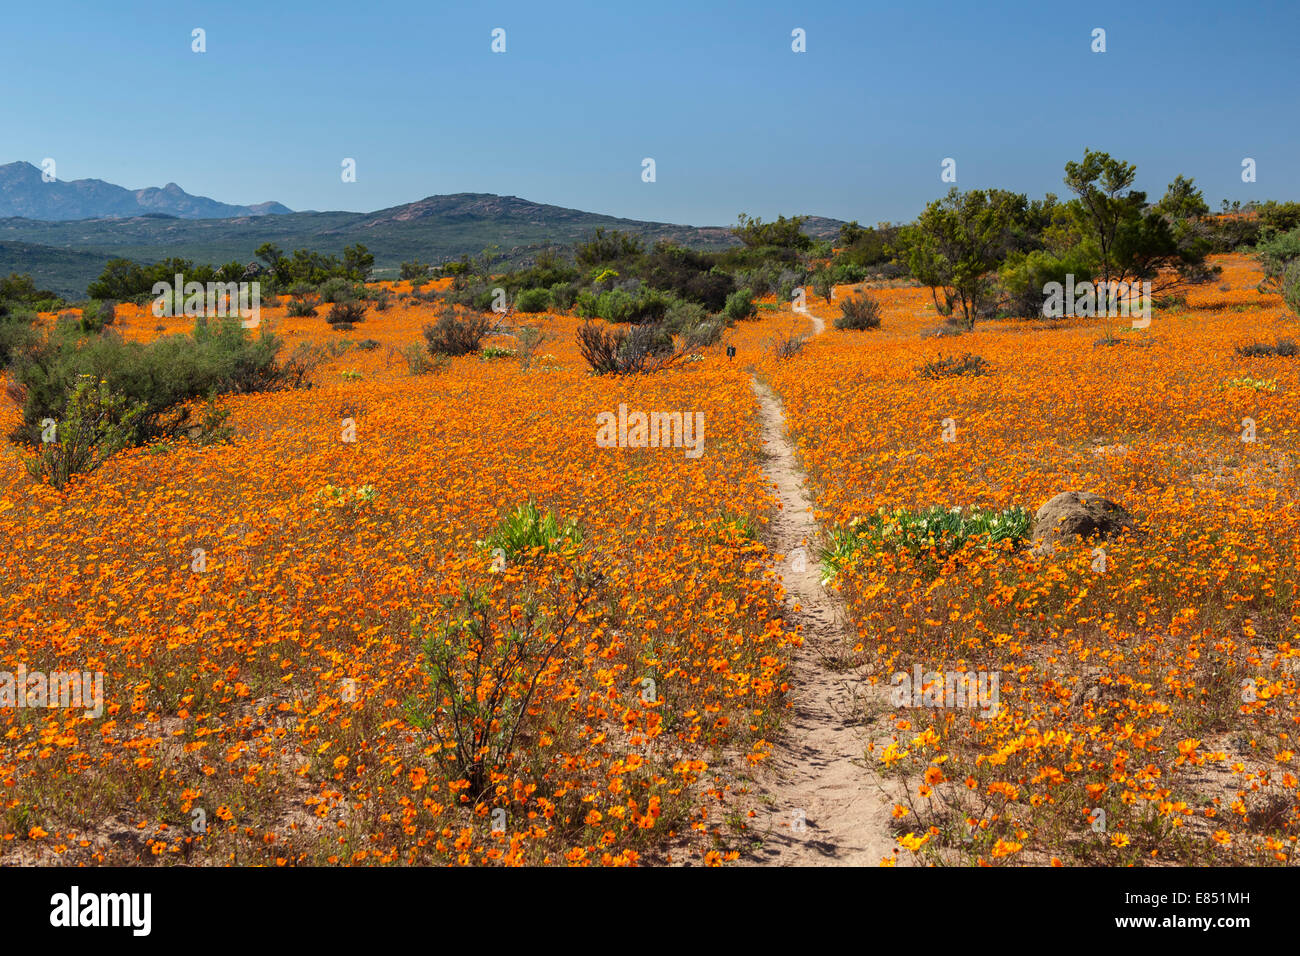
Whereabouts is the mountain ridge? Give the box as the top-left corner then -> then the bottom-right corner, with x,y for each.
0,162 -> 293,221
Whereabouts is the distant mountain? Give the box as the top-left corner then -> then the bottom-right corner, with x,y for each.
0,187 -> 847,297
0,162 -> 292,221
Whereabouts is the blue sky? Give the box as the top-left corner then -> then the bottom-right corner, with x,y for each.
3,0 -> 1297,226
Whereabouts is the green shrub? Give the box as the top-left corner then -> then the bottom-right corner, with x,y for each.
723,287 -> 757,322
0,302 -> 39,366
548,281 -> 580,311
10,317 -> 298,448
286,296 -> 318,317
835,294 -> 882,330
575,287 -> 672,324
515,325 -> 549,370
820,505 -> 1032,581
1283,260 -> 1300,318
1255,226 -> 1300,293
401,342 -> 447,375
24,375 -> 144,489
664,299 -> 708,334
79,300 -> 116,333
811,269 -> 835,302
484,500 -> 583,561
319,277 -> 361,303
515,287 -> 552,313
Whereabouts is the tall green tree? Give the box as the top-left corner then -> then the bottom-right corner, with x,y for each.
902,187 -> 1027,328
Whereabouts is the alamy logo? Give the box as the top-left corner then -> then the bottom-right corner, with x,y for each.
890,665 -> 1000,716
0,665 -> 103,718
595,403 -> 705,458
152,273 -> 261,328
50,886 -> 151,936
1042,274 -> 1151,326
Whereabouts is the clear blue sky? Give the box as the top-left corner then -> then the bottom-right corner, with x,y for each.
3,0 -> 1297,226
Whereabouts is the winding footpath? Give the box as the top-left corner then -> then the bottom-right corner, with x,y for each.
741,310 -> 898,866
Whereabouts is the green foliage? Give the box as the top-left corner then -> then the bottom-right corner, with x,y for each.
486,501 -> 584,561
810,269 -> 835,302
633,244 -> 735,310
723,287 -> 757,322
997,248 -> 1094,318
574,287 -> 672,324
286,292 -> 318,316
318,277 -> 360,303
1154,175 -> 1209,222
401,342 -> 447,375
1283,261 -> 1300,319
514,287 -> 552,313
902,187 -> 1028,328
0,273 -> 59,304
731,213 -> 812,251
1254,227 -> 1300,294
548,281 -> 580,311
407,569 -> 601,795
10,317 -> 296,448
0,301 -> 39,366
820,506 -> 1032,581
575,228 -> 644,268
78,300 -> 116,332
23,374 -> 145,489
87,256 -> 244,301
514,325 -> 549,370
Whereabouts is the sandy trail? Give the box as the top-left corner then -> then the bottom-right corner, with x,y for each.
740,307 -> 897,866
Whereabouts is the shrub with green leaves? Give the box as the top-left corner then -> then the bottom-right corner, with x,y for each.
24,374 -> 145,489
1283,260 -> 1300,319
0,301 -> 39,365
574,287 -> 672,324
485,501 -> 583,562
10,316 -> 296,448
319,277 -> 361,303
723,287 -> 757,322
286,295 -> 318,317
820,505 -> 1032,581
1254,226 -> 1300,294
78,300 -> 116,333
515,287 -> 551,313
405,571 -> 602,795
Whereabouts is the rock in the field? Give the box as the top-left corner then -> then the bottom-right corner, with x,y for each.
240,261 -> 267,280
1032,491 -> 1134,553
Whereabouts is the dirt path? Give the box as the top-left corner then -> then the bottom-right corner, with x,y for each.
740,309 -> 897,866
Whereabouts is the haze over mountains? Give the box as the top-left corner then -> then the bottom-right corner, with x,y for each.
0,162 -> 845,296
0,161 -> 292,221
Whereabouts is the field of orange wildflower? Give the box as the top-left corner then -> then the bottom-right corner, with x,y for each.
2,253 -> 1296,867
760,254 -> 1300,864
0,290 -> 796,866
